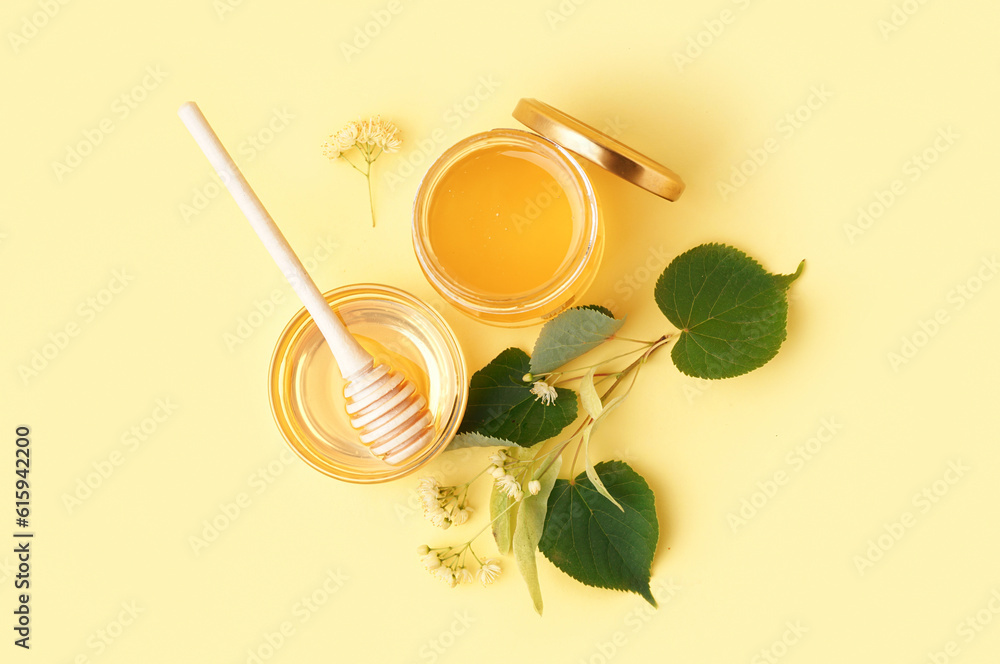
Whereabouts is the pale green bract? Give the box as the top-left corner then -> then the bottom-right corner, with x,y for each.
581,393 -> 628,511
579,366 -> 604,420
490,484 -> 515,556
513,452 -> 562,615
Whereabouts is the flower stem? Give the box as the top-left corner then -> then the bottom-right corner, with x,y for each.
533,419 -> 589,481
341,154 -> 367,176
544,342 -> 658,386
610,335 -> 656,344
461,464 -> 492,488
366,170 -> 375,228
558,334 -> 674,479
465,499 -> 520,544
599,334 -> 673,402
553,371 -> 618,386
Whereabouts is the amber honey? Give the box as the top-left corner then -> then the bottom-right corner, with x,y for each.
414,128 -> 602,326
426,144 -> 575,297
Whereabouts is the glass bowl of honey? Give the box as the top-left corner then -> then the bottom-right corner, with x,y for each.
413,98 -> 685,327
268,284 -> 467,483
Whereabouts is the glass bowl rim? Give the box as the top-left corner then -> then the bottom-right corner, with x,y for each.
267,283 -> 468,484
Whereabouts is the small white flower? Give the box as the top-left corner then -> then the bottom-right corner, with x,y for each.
488,450 -> 508,466
496,474 -> 521,498
478,559 -> 501,585
421,553 -> 441,570
456,567 -> 474,585
513,488 -> 524,502
428,508 -> 451,529
528,480 -> 541,496
382,132 -> 402,152
335,121 -> 360,151
417,477 -> 439,492
377,118 -> 402,152
320,140 -> 341,160
451,507 -> 472,526
356,117 -> 375,145
416,544 -> 430,555
530,381 -> 558,406
489,466 -> 505,480
434,566 -> 457,588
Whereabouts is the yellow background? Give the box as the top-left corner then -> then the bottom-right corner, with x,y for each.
3,0 -> 999,662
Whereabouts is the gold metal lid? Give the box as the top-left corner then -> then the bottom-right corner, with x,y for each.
513,98 -> 685,201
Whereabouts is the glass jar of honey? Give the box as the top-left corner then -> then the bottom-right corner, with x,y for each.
413,98 -> 685,327
269,284 -> 467,483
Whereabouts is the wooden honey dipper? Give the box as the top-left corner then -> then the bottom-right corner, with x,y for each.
178,102 -> 434,465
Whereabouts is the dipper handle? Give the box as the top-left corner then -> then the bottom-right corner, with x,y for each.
178,101 -> 372,377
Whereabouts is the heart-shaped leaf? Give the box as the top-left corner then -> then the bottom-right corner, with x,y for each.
539,461 -> 658,605
654,243 -> 804,379
458,348 -> 578,447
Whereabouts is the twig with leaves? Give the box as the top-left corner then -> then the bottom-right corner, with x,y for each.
415,244 -> 806,614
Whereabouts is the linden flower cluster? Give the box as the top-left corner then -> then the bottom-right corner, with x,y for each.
417,477 -> 472,529
487,449 -> 541,503
418,544 -> 502,588
321,115 -> 401,227
321,116 -> 401,159
415,448 -> 547,590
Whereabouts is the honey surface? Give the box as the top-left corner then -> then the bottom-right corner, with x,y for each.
427,145 -> 575,296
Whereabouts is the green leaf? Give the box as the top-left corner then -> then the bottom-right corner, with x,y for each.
459,348 -> 578,447
576,304 -> 616,318
490,485 -> 515,556
773,259 -> 806,290
653,243 -> 805,380
539,461 -> 658,605
530,307 -> 625,375
447,432 -> 511,451
513,451 -> 562,615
